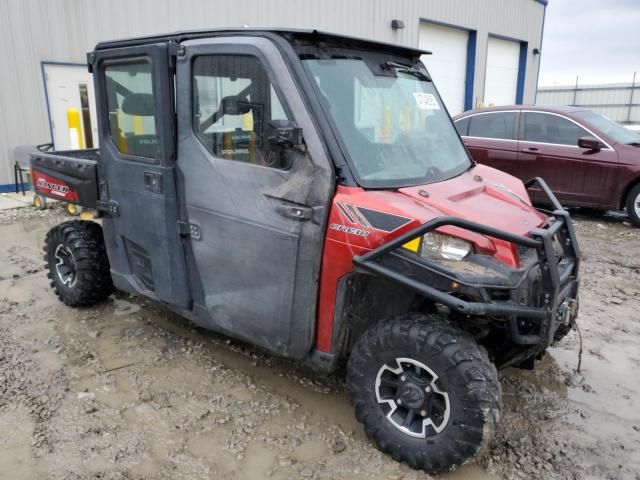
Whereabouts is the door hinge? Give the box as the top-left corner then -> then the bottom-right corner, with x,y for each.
178,220 -> 201,240
96,199 -> 119,216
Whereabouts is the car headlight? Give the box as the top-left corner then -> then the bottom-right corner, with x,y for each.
403,232 -> 473,261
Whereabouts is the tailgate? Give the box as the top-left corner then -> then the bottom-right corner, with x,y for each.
30,149 -> 99,209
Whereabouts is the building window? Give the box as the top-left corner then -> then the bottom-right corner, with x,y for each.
104,60 -> 158,159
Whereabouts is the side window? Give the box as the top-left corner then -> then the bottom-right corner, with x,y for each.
104,61 -> 158,159
192,55 -> 290,168
522,112 -> 589,146
454,117 -> 470,136
468,112 -> 517,140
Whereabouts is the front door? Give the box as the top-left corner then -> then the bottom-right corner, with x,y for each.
91,43 -> 191,308
175,37 -> 333,358
517,111 -> 619,208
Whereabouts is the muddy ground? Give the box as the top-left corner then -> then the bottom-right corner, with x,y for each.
0,205 -> 639,480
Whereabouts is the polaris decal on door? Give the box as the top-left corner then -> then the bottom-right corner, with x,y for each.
336,202 -> 413,233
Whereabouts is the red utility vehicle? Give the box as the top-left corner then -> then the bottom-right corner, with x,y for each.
453,105 -> 640,226
31,29 -> 580,473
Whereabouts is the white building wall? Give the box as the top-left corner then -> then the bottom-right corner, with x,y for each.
0,0 -> 545,185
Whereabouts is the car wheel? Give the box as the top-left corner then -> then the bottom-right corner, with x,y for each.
626,183 -> 640,227
44,220 -> 114,307
347,314 -> 501,473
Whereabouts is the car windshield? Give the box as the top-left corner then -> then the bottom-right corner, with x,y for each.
574,110 -> 640,145
304,58 -> 471,187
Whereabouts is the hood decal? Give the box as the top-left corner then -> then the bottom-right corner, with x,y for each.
336,202 -> 413,233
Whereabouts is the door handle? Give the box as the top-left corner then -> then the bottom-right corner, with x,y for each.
520,147 -> 539,153
275,204 -> 312,221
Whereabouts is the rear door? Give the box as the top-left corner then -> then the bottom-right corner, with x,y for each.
175,37 -> 333,358
456,111 -> 520,177
517,111 -> 619,207
91,43 -> 191,308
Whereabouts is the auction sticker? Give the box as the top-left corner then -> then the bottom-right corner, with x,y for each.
413,92 -> 440,110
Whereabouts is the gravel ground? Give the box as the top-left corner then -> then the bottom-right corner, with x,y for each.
0,206 -> 639,480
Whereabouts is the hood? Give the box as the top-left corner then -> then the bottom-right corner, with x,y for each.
398,164 -> 546,236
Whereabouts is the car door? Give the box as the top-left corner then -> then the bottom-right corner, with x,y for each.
517,111 -> 619,207
91,43 -> 191,308
456,111 -> 520,177
175,36 -> 333,358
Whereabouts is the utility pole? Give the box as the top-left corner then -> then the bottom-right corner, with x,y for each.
628,71 -> 636,124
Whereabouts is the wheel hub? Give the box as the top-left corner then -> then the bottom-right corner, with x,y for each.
398,382 -> 425,409
375,357 -> 451,438
54,244 -> 77,288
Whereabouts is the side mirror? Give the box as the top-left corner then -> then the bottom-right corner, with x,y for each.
578,136 -> 601,151
267,120 -> 304,150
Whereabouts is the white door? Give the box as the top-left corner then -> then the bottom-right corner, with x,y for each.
484,38 -> 520,107
419,23 -> 468,115
43,64 -> 98,150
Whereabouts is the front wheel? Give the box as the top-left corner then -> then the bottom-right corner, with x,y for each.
347,314 -> 501,473
626,183 -> 640,227
44,220 -> 114,307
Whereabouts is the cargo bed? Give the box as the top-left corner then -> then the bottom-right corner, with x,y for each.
30,148 -> 100,208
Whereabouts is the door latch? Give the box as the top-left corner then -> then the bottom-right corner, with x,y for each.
276,204 -> 312,221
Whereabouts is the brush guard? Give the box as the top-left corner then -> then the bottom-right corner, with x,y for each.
353,178 -> 580,348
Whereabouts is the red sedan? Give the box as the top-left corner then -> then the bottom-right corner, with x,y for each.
453,106 -> 640,226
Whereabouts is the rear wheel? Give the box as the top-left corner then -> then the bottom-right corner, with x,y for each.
44,220 -> 114,307
626,183 -> 640,227
347,314 -> 501,473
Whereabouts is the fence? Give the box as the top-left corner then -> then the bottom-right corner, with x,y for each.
536,75 -> 639,125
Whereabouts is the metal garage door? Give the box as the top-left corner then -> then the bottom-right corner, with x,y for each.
484,37 -> 520,106
419,23 -> 468,115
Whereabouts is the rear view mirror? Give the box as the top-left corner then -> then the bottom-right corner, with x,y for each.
267,120 -> 304,149
578,136 -> 601,151
220,95 -> 252,116
121,93 -> 154,116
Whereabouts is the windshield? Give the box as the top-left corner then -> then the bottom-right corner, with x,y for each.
304,58 -> 471,187
574,110 -> 640,145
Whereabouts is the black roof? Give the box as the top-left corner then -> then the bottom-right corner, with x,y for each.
94,27 -> 431,57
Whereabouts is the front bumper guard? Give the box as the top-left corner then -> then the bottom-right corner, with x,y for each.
353,177 -> 580,347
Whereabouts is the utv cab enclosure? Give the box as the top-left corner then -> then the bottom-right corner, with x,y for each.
32,28 -> 580,473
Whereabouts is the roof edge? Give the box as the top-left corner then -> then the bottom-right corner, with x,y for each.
93,28 -> 431,57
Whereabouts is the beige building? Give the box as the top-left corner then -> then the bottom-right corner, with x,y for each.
0,0 -> 547,188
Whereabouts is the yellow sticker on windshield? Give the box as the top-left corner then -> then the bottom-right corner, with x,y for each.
413,92 -> 440,110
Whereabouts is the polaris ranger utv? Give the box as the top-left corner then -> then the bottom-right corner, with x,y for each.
31,28 -> 580,473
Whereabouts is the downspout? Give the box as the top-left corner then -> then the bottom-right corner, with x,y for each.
534,1 -> 548,104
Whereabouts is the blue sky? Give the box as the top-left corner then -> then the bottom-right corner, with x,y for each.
538,0 -> 640,86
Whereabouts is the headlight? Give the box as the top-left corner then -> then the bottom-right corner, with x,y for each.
403,232 -> 473,261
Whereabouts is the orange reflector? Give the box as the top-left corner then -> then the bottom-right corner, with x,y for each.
402,237 -> 421,253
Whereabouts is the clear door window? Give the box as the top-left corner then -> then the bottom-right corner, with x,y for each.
104,61 -> 158,159
523,112 -> 589,146
467,112 -> 517,140
192,55 -> 290,169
